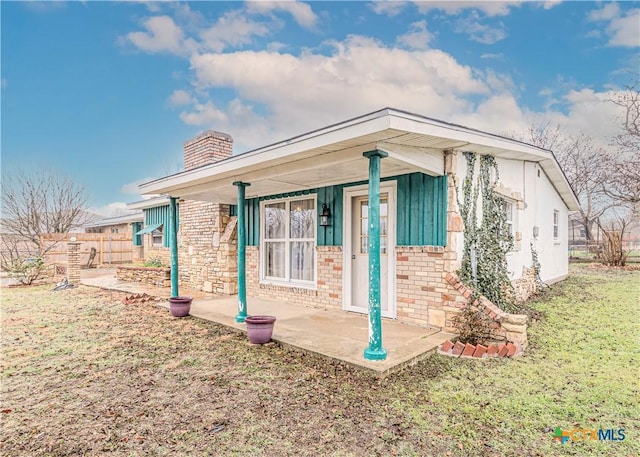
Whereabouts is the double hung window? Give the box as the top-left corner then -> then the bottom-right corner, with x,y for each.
262,197 -> 316,285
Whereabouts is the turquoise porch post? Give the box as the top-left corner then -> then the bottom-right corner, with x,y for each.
234,182 -> 250,323
363,150 -> 388,361
169,196 -> 179,298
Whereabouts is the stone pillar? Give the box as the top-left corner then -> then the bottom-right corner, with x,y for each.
67,241 -> 81,285
444,149 -> 462,271
363,150 -> 388,361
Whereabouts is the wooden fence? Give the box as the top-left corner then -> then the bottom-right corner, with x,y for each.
41,233 -> 134,266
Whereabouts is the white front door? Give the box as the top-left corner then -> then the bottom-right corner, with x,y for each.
344,185 -> 396,318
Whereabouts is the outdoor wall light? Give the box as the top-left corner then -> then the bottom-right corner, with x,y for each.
319,203 -> 331,227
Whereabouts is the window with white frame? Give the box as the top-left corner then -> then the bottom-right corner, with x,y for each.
262,197 -> 316,285
553,210 -> 560,239
502,200 -> 515,238
152,227 -> 163,247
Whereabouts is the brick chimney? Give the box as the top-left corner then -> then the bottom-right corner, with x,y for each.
183,130 -> 233,171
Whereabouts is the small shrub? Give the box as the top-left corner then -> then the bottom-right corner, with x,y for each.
143,258 -> 164,268
8,257 -> 45,285
451,302 -> 496,345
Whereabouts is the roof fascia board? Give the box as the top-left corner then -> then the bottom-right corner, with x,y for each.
387,111 -> 552,158
140,114 -> 392,196
127,196 -> 170,210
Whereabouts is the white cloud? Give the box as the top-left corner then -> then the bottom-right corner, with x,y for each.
167,89 -> 193,106
588,4 -> 639,48
179,101 -> 227,126
587,3 -> 620,22
121,177 -> 157,195
1,78 -> 7,89
90,202 -> 137,218
125,15 -> 193,55
397,20 -> 434,50
199,10 -> 271,52
480,53 -> 504,60
246,1 -> 319,29
369,1 -> 408,17
183,35 -> 492,149
414,1 -> 521,17
455,93 -> 527,136
607,9 -> 640,47
541,0 -> 562,10
455,13 -> 507,44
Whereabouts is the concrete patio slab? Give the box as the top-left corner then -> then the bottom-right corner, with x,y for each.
171,296 -> 455,376
82,269 -> 456,376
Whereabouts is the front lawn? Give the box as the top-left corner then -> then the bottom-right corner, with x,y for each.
1,264 -> 638,456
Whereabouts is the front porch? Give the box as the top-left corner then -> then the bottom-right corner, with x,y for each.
165,294 -> 455,376
81,269 -> 455,375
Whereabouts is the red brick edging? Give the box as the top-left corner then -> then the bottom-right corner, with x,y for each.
438,339 -> 521,358
121,293 -> 159,305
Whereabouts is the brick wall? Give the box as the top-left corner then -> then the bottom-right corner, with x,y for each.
183,130 -> 232,171
246,246 -> 343,310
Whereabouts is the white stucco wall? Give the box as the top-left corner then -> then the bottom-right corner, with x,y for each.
455,154 -> 569,284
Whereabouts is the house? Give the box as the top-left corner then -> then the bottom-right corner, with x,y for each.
126,197 -> 177,264
138,108 -> 579,360
85,212 -> 143,235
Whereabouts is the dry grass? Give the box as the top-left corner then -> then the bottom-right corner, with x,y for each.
1,265 -> 639,456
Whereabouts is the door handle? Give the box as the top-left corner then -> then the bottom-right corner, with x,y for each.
351,254 -> 356,260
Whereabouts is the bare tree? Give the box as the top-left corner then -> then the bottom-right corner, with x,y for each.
1,168 -> 94,280
597,210 -> 634,267
608,76 -> 640,207
514,123 -> 612,241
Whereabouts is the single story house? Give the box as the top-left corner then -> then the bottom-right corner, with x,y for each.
127,197 -> 178,264
138,108 -> 579,360
85,212 -> 143,235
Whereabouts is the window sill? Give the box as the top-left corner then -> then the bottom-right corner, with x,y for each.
259,279 -> 317,291
553,240 -> 561,245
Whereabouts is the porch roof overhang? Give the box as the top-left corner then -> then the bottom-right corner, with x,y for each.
139,108 -> 580,211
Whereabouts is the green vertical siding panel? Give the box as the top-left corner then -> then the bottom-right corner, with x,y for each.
331,186 -> 344,246
132,222 -> 142,246
243,172 -> 446,248
409,173 -> 422,245
396,175 -> 409,246
143,204 -> 178,248
438,176 -> 448,246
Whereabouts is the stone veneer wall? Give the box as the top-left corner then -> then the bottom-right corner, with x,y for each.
175,130 -> 236,293
177,201 -> 237,294
116,265 -> 171,287
245,246 -> 343,310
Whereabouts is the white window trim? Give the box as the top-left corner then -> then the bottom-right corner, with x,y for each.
259,195 -> 317,289
502,197 -> 520,252
151,228 -> 163,248
553,209 -> 560,243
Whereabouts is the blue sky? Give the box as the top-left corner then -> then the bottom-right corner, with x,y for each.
2,1 -> 638,216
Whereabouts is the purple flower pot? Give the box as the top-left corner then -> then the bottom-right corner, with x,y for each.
245,315 -> 276,344
169,296 -> 192,317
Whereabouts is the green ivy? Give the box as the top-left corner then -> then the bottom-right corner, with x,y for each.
456,152 -> 516,313
530,242 -> 546,290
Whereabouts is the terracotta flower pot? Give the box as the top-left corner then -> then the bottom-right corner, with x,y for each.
169,296 -> 192,317
245,315 -> 276,344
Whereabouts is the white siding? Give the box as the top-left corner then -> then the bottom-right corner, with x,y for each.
455,155 -> 569,284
